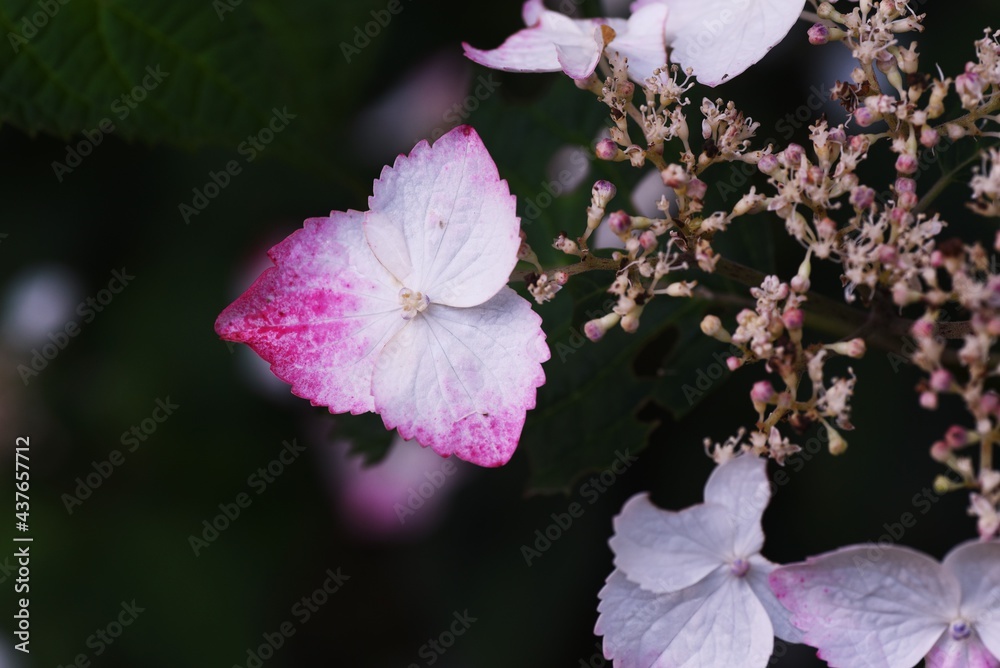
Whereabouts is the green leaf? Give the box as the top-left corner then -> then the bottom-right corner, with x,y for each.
520,273 -> 713,494
0,0 -> 389,184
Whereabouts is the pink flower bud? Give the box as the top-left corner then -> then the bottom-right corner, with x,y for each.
944,425 -> 967,449
608,210 -> 632,234
751,380 -> 776,404
930,440 -> 951,462
877,244 -> 898,264
920,391 -> 939,410
854,107 -> 876,127
920,127 -> 940,148
849,135 -> 870,152
596,138 -> 620,161
929,368 -> 952,393
782,308 -> 805,330
828,126 -> 847,144
911,319 -> 935,339
726,356 -> 743,371
592,180 -> 617,205
981,392 -> 1000,414
757,154 -> 780,174
808,23 -> 830,45
687,178 -> 707,200
783,143 -> 805,164
660,163 -> 688,188
895,154 -> 918,175
850,186 -> 876,209
897,192 -> 918,210
584,312 -> 621,342
790,275 -> 810,293
639,230 -> 657,251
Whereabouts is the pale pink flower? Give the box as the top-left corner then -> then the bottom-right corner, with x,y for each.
596,455 -> 802,667
771,541 -> 1000,668
216,125 -> 549,467
463,0 -> 669,82
632,0 -> 806,86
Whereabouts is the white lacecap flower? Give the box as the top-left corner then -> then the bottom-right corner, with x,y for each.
596,454 -> 802,666
771,541 -> 1000,668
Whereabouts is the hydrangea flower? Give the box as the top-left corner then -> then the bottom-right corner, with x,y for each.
632,0 -> 806,85
215,125 -> 549,467
596,454 -> 802,667
770,541 -> 1000,668
463,0 -> 669,82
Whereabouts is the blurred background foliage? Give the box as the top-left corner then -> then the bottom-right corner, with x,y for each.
0,0 -> 996,665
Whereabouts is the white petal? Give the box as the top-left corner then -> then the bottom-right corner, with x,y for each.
215,212 -> 404,414
660,0 -> 805,86
462,5 -> 607,79
746,555 -> 804,644
770,544 -> 959,668
943,540 -> 1000,659
371,287 -> 548,467
925,629 -> 1000,668
597,568 -> 774,668
366,125 -> 520,308
703,454 -> 771,556
605,3 -> 669,82
610,493 -> 760,593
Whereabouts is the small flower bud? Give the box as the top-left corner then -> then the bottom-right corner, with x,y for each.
726,356 -> 743,371
933,475 -> 956,494
686,178 -> 707,200
621,305 -> 644,333
584,312 -> 621,342
750,380 -> 776,404
930,440 -> 951,462
790,275 -> 810,293
592,180 -> 617,207
700,315 -> 732,342
608,210 -> 632,235
895,154 -> 918,175
782,143 -> 805,165
596,138 -> 621,161
827,338 -> 866,358
757,154 -> 780,174
929,369 -> 952,393
660,163 -> 688,188
911,319 -> 935,339
850,186 -> 876,209
854,107 -> 877,127
782,308 -> 805,330
920,127 -> 940,148
808,23 -> 829,45
944,425 -> 968,449
826,425 -> 848,455
920,391 -> 939,410
981,392 -> 1000,415
638,230 -> 657,251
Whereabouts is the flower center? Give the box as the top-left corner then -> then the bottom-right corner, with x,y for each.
730,558 -> 750,578
399,287 -> 429,320
950,620 -> 972,641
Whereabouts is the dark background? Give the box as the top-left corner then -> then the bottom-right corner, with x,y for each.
0,0 -> 996,666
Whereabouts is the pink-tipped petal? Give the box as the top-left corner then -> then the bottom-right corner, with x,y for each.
462,8 -> 605,79
597,568 -> 774,668
371,286 -> 548,467
365,125 -> 520,308
605,3 -> 669,82
925,630 -> 1000,668
215,212 -> 404,414
769,545 -> 958,668
610,493 -> 755,593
